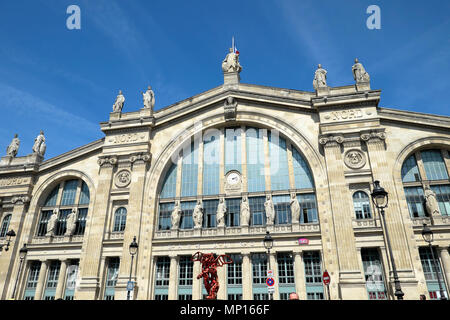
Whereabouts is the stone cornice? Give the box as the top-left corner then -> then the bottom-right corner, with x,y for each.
378,107 -> 450,130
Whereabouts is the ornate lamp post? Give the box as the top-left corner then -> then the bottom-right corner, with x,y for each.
127,236 -> 138,300
0,230 -> 16,252
263,231 -> 274,300
421,224 -> 447,300
370,180 -> 404,300
11,243 -> 28,299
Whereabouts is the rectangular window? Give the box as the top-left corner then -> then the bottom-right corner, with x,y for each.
155,294 -> 168,300
43,261 -> 61,300
404,186 -> 426,218
178,256 -> 193,286
227,254 -> 243,285
104,257 -> 120,300
0,214 -> 11,238
252,253 -> 267,284
249,196 -> 266,226
178,294 -> 192,300
37,210 -> 52,236
277,253 -> 295,284
361,248 -> 387,300
24,261 -> 41,300
56,209 -> 71,236
246,128 -> 266,193
228,294 -> 242,300
419,247 -> 448,299
180,201 -> 196,230
273,195 -> 291,225
431,184 -> 450,216
155,257 -> 170,287
298,193 -> 318,223
64,261 -> 79,300
226,198 -> 240,227
60,180 -> 78,206
74,208 -> 88,235
158,202 -> 174,230
421,150 -> 449,181
303,251 -> 324,300
253,293 -> 269,300
203,199 -> 218,228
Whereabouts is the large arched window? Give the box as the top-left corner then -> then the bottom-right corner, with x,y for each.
157,126 -> 317,230
353,191 -> 372,219
401,149 -> 450,218
37,179 -> 90,236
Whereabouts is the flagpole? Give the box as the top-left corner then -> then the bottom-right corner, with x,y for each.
232,36 -> 235,52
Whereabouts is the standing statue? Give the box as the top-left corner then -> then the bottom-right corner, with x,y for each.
193,200 -> 204,228
264,195 -> 275,225
32,130 -> 46,157
171,201 -> 182,230
65,208 -> 78,236
46,209 -> 59,237
192,252 -> 233,300
216,197 -> 227,227
352,58 -> 370,83
240,196 -> 250,226
6,134 -> 20,157
142,86 -> 155,112
290,193 -> 300,223
424,186 -> 441,216
112,90 -> 125,113
222,48 -> 242,73
313,64 -> 327,90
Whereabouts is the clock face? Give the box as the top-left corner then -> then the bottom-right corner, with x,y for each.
227,172 -> 240,185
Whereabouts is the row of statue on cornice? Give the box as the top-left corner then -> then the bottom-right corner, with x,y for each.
5,130 -> 46,158
313,58 -> 370,90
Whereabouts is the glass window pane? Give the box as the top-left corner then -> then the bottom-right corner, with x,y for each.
401,154 -> 421,182
44,185 -> 59,207
78,181 -> 90,205
297,194 -> 318,223
225,127 -> 242,173
252,253 -> 267,284
37,210 -> 52,236
226,198 -> 241,227
158,202 -> 174,230
178,256 -> 193,286
74,208 -> 88,235
203,131 -> 220,195
292,147 -> 314,189
431,185 -> 450,216
353,191 -> 372,219
203,199 -> 218,228
246,128 -> 266,193
181,140 -> 199,197
0,214 -> 11,238
180,201 -> 196,229
269,133 -> 290,191
273,195 -> 291,224
60,180 -> 78,206
155,257 -> 170,287
249,196 -> 266,226
361,248 -> 387,299
113,207 -> 127,232
404,187 -> 426,218
421,150 -> 449,181
160,163 -> 177,199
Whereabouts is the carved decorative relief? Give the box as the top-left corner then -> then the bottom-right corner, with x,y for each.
129,152 -> 152,164
115,170 -> 131,188
97,155 -> 118,167
344,149 -> 366,169
0,177 -> 29,187
11,195 -> 31,204
223,97 -> 237,121
319,134 -> 344,146
360,130 -> 386,142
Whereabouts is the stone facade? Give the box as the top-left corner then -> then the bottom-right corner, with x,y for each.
0,60 -> 449,301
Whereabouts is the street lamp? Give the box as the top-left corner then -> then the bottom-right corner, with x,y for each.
127,236 -> 138,300
421,224 -> 447,300
263,231 -> 274,300
371,180 -> 404,300
0,229 -> 16,252
11,243 -> 28,299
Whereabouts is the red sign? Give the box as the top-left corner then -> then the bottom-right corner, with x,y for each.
298,238 -> 309,245
323,270 -> 330,285
266,277 -> 275,287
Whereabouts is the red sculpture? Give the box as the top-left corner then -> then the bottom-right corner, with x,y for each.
191,252 -> 233,300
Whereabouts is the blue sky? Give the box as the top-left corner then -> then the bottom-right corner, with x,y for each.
0,0 -> 449,159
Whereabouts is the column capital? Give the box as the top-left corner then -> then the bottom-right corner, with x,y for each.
97,155 -> 118,167
319,134 -> 344,146
360,129 -> 386,142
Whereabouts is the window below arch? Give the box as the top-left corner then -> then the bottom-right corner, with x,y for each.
36,179 -> 90,237
353,191 -> 372,220
113,207 -> 127,232
0,214 -> 12,238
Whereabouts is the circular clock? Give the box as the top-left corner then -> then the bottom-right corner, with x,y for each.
227,172 -> 240,185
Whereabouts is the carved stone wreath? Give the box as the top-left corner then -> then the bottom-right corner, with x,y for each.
115,170 -> 131,188
344,149 -> 366,169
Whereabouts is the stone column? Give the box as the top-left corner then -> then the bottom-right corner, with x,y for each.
54,259 -> 68,299
34,260 -> 49,300
168,255 -> 178,300
116,157 -> 149,300
77,157 -> 116,300
192,260 -> 201,300
438,247 -> 450,293
361,131 -> 416,297
242,253 -> 252,299
0,198 -> 29,300
294,251 -> 306,300
319,135 -> 366,299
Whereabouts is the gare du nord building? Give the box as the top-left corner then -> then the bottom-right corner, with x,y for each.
0,51 -> 449,301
